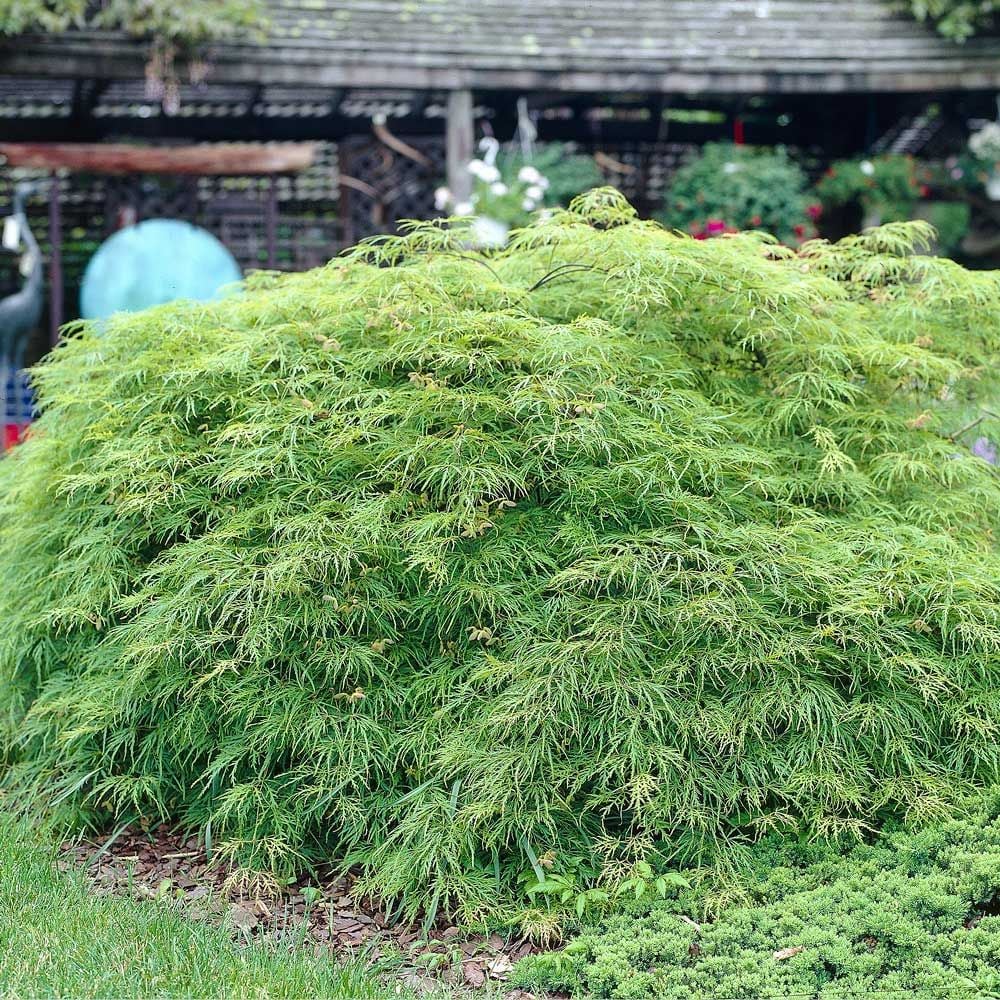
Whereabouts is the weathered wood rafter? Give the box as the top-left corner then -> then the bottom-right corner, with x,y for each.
2,0 -> 1000,95
0,142 -> 316,175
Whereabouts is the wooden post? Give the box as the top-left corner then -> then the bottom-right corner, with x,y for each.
265,174 -> 278,269
446,89 -> 474,205
48,176 -> 63,347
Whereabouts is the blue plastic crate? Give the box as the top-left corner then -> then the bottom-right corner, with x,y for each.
3,364 -> 35,437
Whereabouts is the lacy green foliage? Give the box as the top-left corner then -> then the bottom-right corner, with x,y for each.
3,191 -> 1000,920
660,143 -> 817,244
512,796 -> 1000,999
902,0 -> 1000,39
0,0 -> 264,46
0,0 -> 266,110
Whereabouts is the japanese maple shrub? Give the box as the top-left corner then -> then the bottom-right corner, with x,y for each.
2,190 -> 1000,920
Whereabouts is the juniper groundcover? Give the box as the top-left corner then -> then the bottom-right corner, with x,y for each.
512,794 -> 1000,999
3,189 -> 1000,921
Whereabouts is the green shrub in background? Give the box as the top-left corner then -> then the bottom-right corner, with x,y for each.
3,191 -> 1000,922
816,154 -> 973,255
660,143 -> 817,244
901,0 -> 1000,40
816,155 -> 925,224
512,794 -> 1000,999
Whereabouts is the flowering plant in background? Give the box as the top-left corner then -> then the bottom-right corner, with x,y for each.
659,143 -> 817,245
434,140 -> 604,244
501,142 -> 604,209
433,139 -> 551,246
967,122 -> 1000,199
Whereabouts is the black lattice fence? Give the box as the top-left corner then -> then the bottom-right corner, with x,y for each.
338,135 -> 446,245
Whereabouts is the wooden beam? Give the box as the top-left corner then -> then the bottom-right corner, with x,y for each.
0,142 -> 316,175
5,42 -> 1000,95
446,89 -> 474,205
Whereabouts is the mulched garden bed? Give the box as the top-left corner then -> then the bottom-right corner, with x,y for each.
59,823 -> 545,996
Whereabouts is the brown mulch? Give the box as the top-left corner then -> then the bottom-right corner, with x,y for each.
58,823 -> 545,996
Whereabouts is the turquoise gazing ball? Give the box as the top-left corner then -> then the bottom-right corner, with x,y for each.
80,218 -> 242,320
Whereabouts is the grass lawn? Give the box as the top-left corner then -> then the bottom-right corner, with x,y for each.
0,819 -> 400,999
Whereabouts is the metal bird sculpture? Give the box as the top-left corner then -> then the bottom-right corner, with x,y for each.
0,182 -> 43,435
0,182 -> 44,367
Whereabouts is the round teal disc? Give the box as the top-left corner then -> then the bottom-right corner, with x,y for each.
80,218 -> 242,320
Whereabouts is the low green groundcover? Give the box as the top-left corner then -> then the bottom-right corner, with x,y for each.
513,795 -> 1000,999
3,190 -> 1000,921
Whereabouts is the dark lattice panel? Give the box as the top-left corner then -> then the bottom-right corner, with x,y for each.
579,141 -> 698,218
338,135 -> 446,245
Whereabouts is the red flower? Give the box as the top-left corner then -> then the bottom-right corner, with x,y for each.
706,219 -> 727,235
806,203 -> 822,221
750,214 -> 762,227
793,223 -> 806,238
920,184 -> 931,198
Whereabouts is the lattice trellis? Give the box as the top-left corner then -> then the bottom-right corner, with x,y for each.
338,135 -> 445,245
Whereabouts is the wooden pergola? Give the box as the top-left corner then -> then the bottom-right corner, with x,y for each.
3,0 -> 1000,200
0,0 -> 999,361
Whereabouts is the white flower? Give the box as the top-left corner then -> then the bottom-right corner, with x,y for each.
970,122 -> 1000,162
478,164 -> 501,184
467,158 -> 488,178
453,200 -> 474,216
489,181 -> 509,196
525,184 -> 544,200
470,215 -> 509,248
522,197 -> 536,211
537,175 -> 550,190
433,186 -> 451,211
518,165 -> 541,184
860,160 -> 875,176
723,162 -> 739,175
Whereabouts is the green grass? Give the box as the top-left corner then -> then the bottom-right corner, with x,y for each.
0,819 -> 398,999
